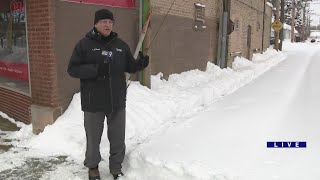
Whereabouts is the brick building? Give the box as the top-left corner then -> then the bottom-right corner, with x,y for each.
229,0 -> 272,64
0,0 -> 272,134
149,0 -> 222,78
0,0 -> 140,134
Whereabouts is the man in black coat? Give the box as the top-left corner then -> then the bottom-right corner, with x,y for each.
67,9 -> 149,180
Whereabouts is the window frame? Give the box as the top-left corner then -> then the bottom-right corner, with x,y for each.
0,0 -> 31,96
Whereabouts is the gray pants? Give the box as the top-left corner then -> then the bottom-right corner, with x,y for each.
83,109 -> 126,174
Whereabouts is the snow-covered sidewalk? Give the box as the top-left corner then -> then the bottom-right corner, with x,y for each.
1,42 -> 319,180
125,43 -> 320,180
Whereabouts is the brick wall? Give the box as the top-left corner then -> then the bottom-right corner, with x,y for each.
0,87 -> 31,123
151,0 -> 220,20
55,0 -> 140,110
149,0 -> 222,77
229,0 -> 272,65
26,0 -> 59,107
264,5 -> 272,50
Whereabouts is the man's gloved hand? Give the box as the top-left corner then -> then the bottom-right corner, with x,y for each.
138,51 -> 149,68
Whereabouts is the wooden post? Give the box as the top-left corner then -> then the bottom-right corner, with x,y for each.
279,0 -> 285,50
291,0 -> 296,42
302,1 -> 306,42
141,0 -> 151,88
262,0 -> 266,52
275,0 -> 280,50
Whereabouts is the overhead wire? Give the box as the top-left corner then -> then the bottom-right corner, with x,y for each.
146,0 -> 176,51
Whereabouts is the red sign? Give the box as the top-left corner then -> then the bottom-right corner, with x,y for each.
0,61 -> 29,81
10,0 -> 24,13
63,0 -> 135,8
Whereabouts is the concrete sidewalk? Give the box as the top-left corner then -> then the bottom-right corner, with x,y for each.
0,116 -> 19,131
0,116 -> 19,153
0,117 -> 70,179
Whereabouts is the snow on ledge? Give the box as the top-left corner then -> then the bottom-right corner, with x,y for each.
195,3 -> 205,7
266,2 -> 273,8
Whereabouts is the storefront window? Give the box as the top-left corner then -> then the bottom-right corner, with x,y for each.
63,0 -> 136,8
0,0 -> 29,95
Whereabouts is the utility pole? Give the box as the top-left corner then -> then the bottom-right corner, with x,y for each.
302,0 -> 313,41
275,0 -> 280,50
279,0 -> 285,50
306,10 -> 309,37
308,12 -> 311,36
302,2 -> 306,42
291,0 -> 296,42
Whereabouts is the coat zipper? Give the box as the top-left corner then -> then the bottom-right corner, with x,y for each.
96,35 -> 116,112
88,90 -> 91,105
108,63 -> 114,113
105,36 -> 115,113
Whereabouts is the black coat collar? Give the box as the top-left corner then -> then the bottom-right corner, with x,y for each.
87,27 -> 118,44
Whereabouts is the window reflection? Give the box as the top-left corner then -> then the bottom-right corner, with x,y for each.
0,0 -> 29,94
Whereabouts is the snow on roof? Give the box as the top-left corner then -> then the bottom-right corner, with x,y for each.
280,23 -> 298,33
310,31 -> 320,38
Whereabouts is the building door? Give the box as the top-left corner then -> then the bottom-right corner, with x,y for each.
247,25 -> 252,60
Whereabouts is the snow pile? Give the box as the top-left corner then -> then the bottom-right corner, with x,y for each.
0,112 -> 25,128
0,47 -> 287,179
233,47 -> 285,71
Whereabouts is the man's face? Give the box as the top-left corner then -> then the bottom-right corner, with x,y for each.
95,19 -> 114,36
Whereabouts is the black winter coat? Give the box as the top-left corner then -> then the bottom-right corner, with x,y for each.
68,29 -> 145,113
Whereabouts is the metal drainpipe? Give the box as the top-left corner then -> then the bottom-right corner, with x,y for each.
225,0 -> 231,68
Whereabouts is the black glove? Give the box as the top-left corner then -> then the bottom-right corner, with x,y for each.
138,51 -> 149,68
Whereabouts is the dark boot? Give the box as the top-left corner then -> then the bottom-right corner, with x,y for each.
112,172 -> 124,180
88,166 -> 100,180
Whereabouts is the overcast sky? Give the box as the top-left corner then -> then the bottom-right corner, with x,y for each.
309,2 -> 320,26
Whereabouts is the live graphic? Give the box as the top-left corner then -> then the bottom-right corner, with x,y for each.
267,141 -> 307,148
